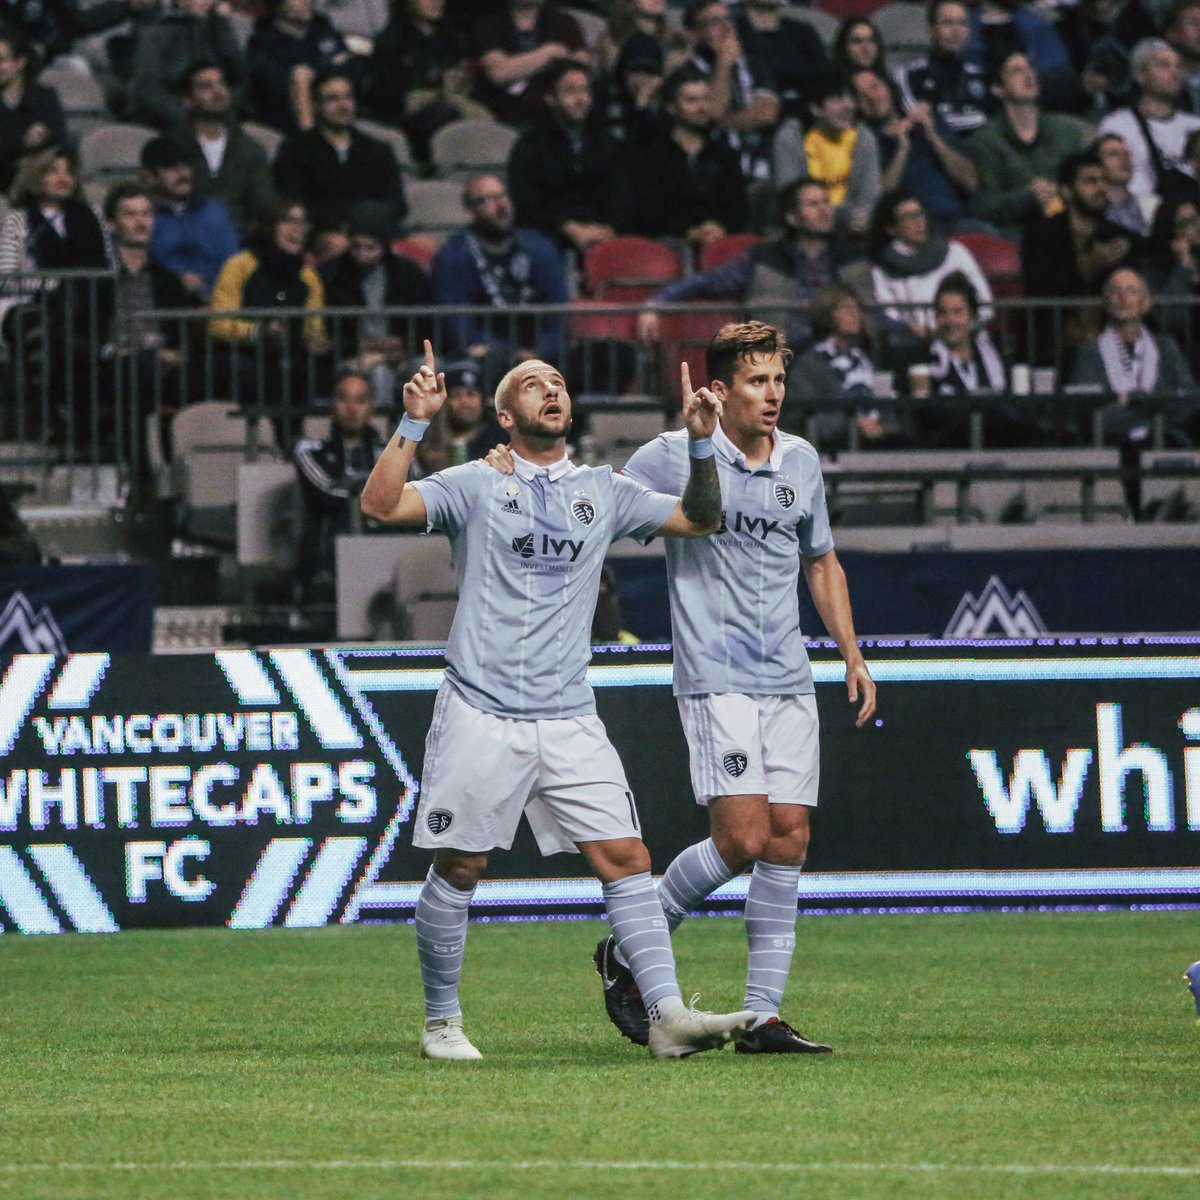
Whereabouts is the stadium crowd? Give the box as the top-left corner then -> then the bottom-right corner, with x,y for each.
3,0 -> 1200,495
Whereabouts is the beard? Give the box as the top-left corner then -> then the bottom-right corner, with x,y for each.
511,410 -> 571,440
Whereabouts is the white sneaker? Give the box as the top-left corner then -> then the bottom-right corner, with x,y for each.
647,996 -> 757,1060
420,1015 -> 483,1061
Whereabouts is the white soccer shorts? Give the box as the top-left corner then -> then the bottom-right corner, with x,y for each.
676,692 -> 820,806
413,682 -> 642,855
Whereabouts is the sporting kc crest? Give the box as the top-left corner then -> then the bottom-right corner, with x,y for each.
570,497 -> 596,526
774,482 -> 796,509
722,751 -> 749,778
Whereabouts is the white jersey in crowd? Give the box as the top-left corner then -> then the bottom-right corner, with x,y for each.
1097,107 -> 1200,197
411,452 -> 677,719
623,424 -> 834,698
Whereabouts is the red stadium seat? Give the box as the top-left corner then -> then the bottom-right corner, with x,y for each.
581,236 -> 685,300
391,234 -> 440,272
696,233 -> 761,272
656,308 -> 739,400
951,231 -> 1023,298
567,298 -> 638,342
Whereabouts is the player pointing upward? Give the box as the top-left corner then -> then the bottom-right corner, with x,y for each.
361,341 -> 757,1060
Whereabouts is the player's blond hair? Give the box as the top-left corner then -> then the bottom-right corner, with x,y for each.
493,359 -> 559,412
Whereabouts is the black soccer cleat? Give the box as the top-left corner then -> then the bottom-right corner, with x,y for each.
734,1017 -> 833,1055
593,935 -> 650,1046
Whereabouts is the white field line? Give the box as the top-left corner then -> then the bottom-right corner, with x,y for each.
2,1159 -> 1199,1177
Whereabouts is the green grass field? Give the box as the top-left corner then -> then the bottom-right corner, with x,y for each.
2,909 -> 1198,1200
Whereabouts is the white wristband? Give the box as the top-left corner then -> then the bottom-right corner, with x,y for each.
688,436 -> 715,459
398,414 -> 430,442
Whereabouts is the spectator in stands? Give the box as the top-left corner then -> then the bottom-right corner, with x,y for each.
787,282 -> 895,448
734,0 -> 829,121
773,70 -> 880,236
968,52 -> 1086,240
832,17 -> 888,78
471,0 -> 589,127
143,134 -> 239,300
507,61 -> 627,254
623,66 -> 747,245
1021,148 -> 1144,363
896,0 -> 988,138
852,66 -> 977,234
864,189 -> 992,365
966,0 -> 1078,115
430,173 -> 567,372
209,197 -> 331,416
1142,190 -> 1200,342
1165,0 -> 1200,114
594,0 -> 687,77
1067,266 -> 1197,514
0,0 -> 140,67
0,28 -> 66,194
1098,39 -> 1200,205
637,179 -> 859,352
918,270 -> 1033,446
273,68 -> 407,232
367,0 -> 491,164
293,367 -> 386,602
682,0 -> 779,189
598,31 -> 666,149
1058,0 -> 1154,117
0,146 -> 109,438
175,61 -> 275,235
247,0 -> 355,132
320,200 -> 433,401
127,0 -> 244,130
96,180 -> 194,460
415,359 -> 505,473
1096,130 -> 1147,233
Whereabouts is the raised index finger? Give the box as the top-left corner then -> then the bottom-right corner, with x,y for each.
680,360 -> 693,400
422,339 -> 437,373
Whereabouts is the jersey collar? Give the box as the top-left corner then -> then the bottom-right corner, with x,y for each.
713,421 -> 782,474
511,450 -> 573,482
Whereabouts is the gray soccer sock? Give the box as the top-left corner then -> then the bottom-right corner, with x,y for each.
414,866 -> 475,1021
611,838 -> 735,970
744,860 -> 801,1019
602,871 -> 683,1016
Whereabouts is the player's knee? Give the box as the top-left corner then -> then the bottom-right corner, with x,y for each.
433,851 -> 488,891
586,836 -> 651,882
766,825 -> 809,867
717,827 -> 769,872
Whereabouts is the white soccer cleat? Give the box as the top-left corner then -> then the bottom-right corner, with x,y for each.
420,1015 -> 483,1061
647,996 -> 757,1060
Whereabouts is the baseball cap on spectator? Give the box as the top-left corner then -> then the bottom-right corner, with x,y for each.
444,361 -> 482,393
616,33 -> 665,77
141,137 -> 193,171
348,200 -> 400,245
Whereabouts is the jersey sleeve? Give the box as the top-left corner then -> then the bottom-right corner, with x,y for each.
799,457 -> 835,557
410,462 -> 483,535
621,435 -> 681,494
608,468 -> 679,543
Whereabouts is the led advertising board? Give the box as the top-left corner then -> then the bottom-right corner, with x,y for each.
1,640 -> 1197,933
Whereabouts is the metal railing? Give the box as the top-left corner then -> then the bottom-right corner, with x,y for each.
2,275 -> 1199,501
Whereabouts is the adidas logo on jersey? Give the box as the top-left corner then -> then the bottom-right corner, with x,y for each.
502,497 -> 522,514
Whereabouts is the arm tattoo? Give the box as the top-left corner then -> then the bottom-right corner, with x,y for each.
681,454 -> 721,530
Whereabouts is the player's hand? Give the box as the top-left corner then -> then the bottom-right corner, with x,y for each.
402,339 -> 446,421
847,662 -> 876,727
485,443 -> 516,474
681,360 -> 721,440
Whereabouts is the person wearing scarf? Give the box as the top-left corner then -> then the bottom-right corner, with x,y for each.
918,271 -> 1036,446
1067,266 -> 1197,514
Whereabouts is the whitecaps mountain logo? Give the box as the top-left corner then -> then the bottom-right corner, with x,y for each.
0,592 -> 68,655
944,576 -> 1047,638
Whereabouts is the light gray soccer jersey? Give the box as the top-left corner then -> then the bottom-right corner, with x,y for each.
411,452 -> 677,718
623,424 -> 834,696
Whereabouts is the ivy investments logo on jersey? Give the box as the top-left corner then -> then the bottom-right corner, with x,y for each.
510,532 -> 584,563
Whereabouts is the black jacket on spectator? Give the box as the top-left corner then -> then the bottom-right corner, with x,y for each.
247,13 -> 353,131
273,128 -> 406,231
0,82 -> 66,193
507,116 -> 632,244
367,11 -> 471,118
94,258 -> 193,354
0,0 -> 128,64
174,122 -> 276,233
624,130 -> 748,238
734,9 -> 829,118
320,248 -> 434,356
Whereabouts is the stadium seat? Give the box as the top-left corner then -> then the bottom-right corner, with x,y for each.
78,123 -> 156,185
561,6 -> 606,49
568,298 -> 639,342
655,307 -> 739,399
41,67 -> 107,140
581,236 -> 685,300
429,118 -> 518,180
242,120 -> 284,160
356,118 -> 414,173
391,233 -> 441,271
788,6 -> 841,46
696,233 -> 761,272
404,178 -> 466,234
871,2 -> 931,62
326,0 -> 389,39
236,461 -> 298,569
952,232 -> 1022,294
392,536 -> 459,640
